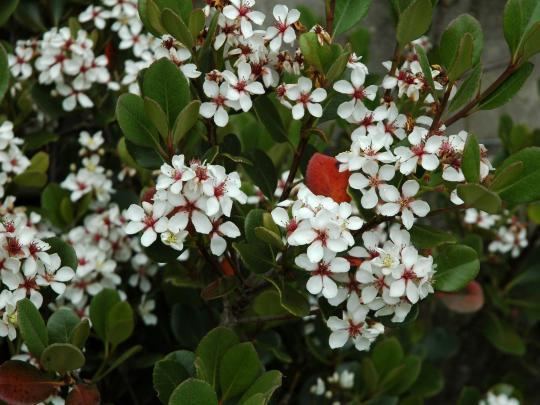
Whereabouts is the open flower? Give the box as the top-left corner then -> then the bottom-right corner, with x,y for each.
222,62 -> 265,112
125,201 -> 169,247
200,80 -> 238,127
334,68 -> 378,119
295,249 -> 350,299
379,180 -> 430,229
349,161 -> 395,209
265,5 -> 300,52
156,155 -> 195,194
222,0 -> 265,38
286,77 -> 327,120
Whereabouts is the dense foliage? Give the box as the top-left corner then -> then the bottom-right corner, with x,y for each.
0,0 -> 540,404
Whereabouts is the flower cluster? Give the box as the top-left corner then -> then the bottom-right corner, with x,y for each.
0,197 -> 73,340
0,121 -> 30,198
480,391 -> 520,405
310,369 -> 355,403
61,130 -> 114,204
9,28 -> 110,111
464,209 -> 528,258
125,155 -> 246,256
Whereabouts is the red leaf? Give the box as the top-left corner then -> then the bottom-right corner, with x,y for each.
66,383 -> 101,405
436,281 -> 484,313
305,153 -> 351,203
0,360 -> 61,405
220,257 -> 235,277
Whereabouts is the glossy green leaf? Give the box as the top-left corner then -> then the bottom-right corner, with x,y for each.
69,319 -> 90,349
47,308 -> 80,344
234,242 -> 276,274
17,299 -> 48,358
172,100 -> 200,145
143,58 -> 190,128
333,0 -> 372,36
252,95 -> 288,143
434,244 -> 480,292
372,337 -> 404,377
461,133 -> 481,183
414,45 -> 435,93
0,0 -> 18,26
489,161 -> 523,192
254,227 -> 284,250
457,183 -> 502,214
89,289 -> 121,342
238,370 -> 282,404
219,343 -> 262,400
41,343 -> 85,373
117,93 -> 160,148
449,63 -> 482,112
169,379 -> 218,405
447,33 -> 474,81
195,327 -> 239,389
396,0 -> 433,46
189,9 -> 205,39
496,147 -> 540,203
410,224 -> 457,248
153,357 -> 191,404
144,96 -> 169,141
161,8 -> 193,48
440,14 -> 483,70
106,301 -> 134,345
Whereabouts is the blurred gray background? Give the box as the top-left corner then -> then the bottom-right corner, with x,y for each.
260,0 -> 540,143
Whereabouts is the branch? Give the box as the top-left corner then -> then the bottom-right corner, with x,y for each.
325,0 -> 336,34
444,62 -> 518,127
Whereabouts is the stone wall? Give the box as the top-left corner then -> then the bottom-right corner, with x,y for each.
260,0 -> 540,142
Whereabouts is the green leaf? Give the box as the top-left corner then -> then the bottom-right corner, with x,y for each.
447,33 -> 474,81
409,363 -> 444,398
41,343 -> 85,373
69,319 -> 90,349
254,227 -> 284,250
13,171 -> 47,188
172,100 -> 201,145
265,277 -> 311,318
396,0 -> 433,46
410,224 -> 456,248
325,50 -> 351,83
169,379 -> 218,405
153,358 -> 191,404
47,308 -> 80,344
44,237 -> 78,270
372,337 -> 404,377
89,289 -> 121,341
238,370 -> 282,404
144,96 -> 169,141
457,183 -> 502,214
106,301 -> 134,345
461,133 -> 481,183
379,356 -> 422,395
440,14 -> 483,70
414,45 -> 435,93
144,58 -> 190,128
496,147 -> 540,203
457,386 -> 482,405
234,242 -> 276,274
139,0 -> 165,36
298,33 -> 325,72
41,183 -> 70,228
449,63 -> 482,112
490,161 -> 523,192
0,0 -> 18,26
0,44 -> 9,103
117,93 -> 160,148
252,95 -> 288,143
333,0 -> 372,36
520,21 -> 540,61
480,62 -> 534,110
189,8 -> 205,39
161,8 -> 193,48
219,342 -> 262,400
503,0 -> 540,61
482,312 -> 526,356
17,299 -> 48,358
434,244 -> 480,292
244,150 -> 277,199
195,327 -> 239,389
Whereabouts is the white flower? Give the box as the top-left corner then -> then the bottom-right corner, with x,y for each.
286,77 -> 327,120
209,219 -> 241,256
265,5 -> 300,51
326,297 -> 384,351
395,133 -> 443,175
379,180 -> 430,229
8,45 -> 33,79
222,62 -> 265,112
388,246 -> 434,304
156,155 -> 196,194
222,0 -> 266,38
138,296 -> 158,326
79,5 -> 110,29
349,161 -> 395,209
334,68 -> 377,119
57,81 -> 94,111
200,81 -> 238,127
295,250 -> 350,298
36,254 -> 75,295
125,201 -> 170,247
203,166 -> 247,217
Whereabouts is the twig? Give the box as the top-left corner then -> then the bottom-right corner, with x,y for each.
444,62 -> 518,127
325,0 -> 336,35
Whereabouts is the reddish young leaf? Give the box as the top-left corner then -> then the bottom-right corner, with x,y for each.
0,360 -> 61,405
436,281 -> 484,313
305,153 -> 351,203
66,383 -> 101,405
141,186 -> 157,203
220,257 -> 236,277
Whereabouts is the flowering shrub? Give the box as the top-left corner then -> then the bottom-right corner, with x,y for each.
0,0 -> 540,403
